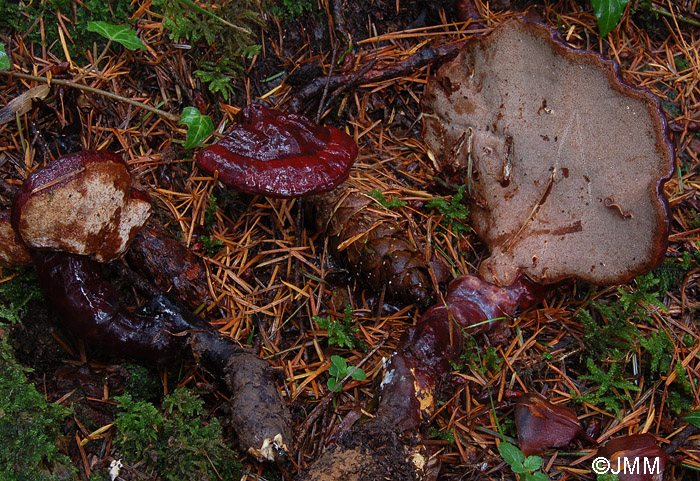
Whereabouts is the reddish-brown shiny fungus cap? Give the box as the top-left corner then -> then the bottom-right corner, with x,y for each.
599,434 -> 671,481
196,104 -> 358,198
515,392 -> 588,455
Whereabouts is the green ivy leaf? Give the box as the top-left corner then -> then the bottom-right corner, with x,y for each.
179,106 -> 214,149
0,43 -> 9,71
499,442 -> 526,466
684,410 -> 700,428
523,455 -> 544,472
87,21 -> 147,51
590,0 -> 629,36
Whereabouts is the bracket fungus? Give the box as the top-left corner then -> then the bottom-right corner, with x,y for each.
12,151 -> 152,262
422,17 -> 674,286
196,104 -> 358,198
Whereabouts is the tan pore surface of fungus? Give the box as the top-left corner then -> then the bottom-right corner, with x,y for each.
0,210 -> 32,267
422,18 -> 674,286
13,151 -> 152,262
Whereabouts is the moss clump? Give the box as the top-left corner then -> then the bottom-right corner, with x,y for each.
0,331 -> 75,481
113,388 -> 244,481
0,0 -> 135,59
265,0 -> 319,19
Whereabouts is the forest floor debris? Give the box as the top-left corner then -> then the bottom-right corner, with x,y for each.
1,0 -> 699,479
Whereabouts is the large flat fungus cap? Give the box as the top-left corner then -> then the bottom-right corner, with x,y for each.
422,18 -> 674,286
196,104 -> 358,198
12,151 -> 152,262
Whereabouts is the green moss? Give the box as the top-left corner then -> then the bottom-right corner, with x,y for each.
573,356 -> 641,418
313,304 -> 365,351
674,55 -> 690,72
265,0 -> 318,19
369,189 -> 408,210
0,333 -> 75,481
637,330 -> 673,375
113,388 -> 244,480
153,0 -> 263,100
428,426 -> 455,443
0,268 -> 41,325
0,0 -> 135,60
201,235 -> 224,256
665,363 -> 696,415
425,185 -> 470,235
124,363 -> 162,403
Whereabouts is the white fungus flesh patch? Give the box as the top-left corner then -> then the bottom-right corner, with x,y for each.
13,151 -> 151,262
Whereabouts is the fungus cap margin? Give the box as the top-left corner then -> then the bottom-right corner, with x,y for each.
12,151 -> 152,262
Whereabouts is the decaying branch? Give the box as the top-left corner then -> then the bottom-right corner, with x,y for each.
32,250 -> 293,462
290,42 -> 466,113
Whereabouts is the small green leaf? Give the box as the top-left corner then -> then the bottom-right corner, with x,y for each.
510,460 -> 526,474
87,21 -> 147,51
499,442 -> 526,466
529,471 -> 550,481
349,367 -> 367,381
0,43 -> 9,71
327,378 -> 340,393
329,355 -> 346,377
329,355 -> 347,374
179,106 -> 214,149
684,410 -> 700,428
523,455 -> 544,472
590,0 -> 629,36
